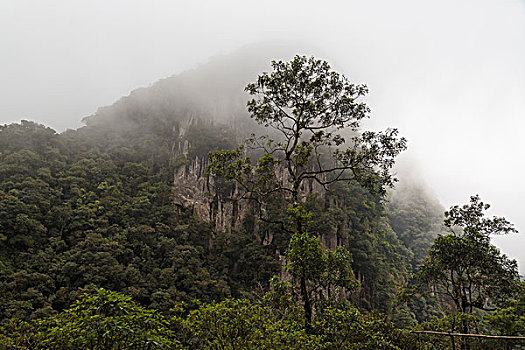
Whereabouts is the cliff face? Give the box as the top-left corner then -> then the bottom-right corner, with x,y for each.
172,148 -> 331,243
173,155 -> 251,233
78,45 -> 299,236
40,47 -> 446,320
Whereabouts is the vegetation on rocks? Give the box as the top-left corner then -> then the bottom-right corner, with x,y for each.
0,55 -> 522,349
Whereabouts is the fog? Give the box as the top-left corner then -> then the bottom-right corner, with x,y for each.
1,1 -> 525,269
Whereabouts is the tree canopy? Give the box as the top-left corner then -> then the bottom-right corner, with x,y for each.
409,195 -> 521,349
209,55 -> 407,329
415,195 -> 520,315
209,55 -> 407,231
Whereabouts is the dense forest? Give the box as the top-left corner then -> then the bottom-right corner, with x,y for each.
0,54 -> 523,349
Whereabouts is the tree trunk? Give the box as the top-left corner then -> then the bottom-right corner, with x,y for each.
460,299 -> 471,350
300,276 -> 312,332
461,320 -> 470,350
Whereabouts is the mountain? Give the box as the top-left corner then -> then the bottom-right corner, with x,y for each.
0,48 -> 444,323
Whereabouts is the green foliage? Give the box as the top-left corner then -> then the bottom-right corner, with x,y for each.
173,290 -> 405,350
419,234 -> 519,313
0,121 -> 237,320
484,283 -> 525,339
2,55 -> 509,349
0,289 -> 181,349
387,183 -> 446,323
209,55 -> 406,231
0,318 -> 41,349
0,289 -> 409,350
414,196 -> 520,317
387,182 -> 445,269
444,195 -> 517,239
410,312 -> 525,350
40,289 -> 180,349
0,288 -> 407,350
313,305 -> 402,350
176,298 -> 318,349
304,183 -> 412,314
245,55 -> 369,131
414,313 -> 482,350
208,55 -> 409,326
285,231 -> 358,304
284,230 -> 358,327
403,195 -> 522,350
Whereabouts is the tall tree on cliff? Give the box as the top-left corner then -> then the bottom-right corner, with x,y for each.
209,55 -> 406,327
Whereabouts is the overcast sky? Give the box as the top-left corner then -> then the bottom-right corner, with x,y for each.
1,0 -> 525,269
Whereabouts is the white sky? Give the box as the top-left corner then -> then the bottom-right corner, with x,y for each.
1,0 -> 525,269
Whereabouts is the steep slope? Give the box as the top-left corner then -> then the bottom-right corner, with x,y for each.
0,49 -> 444,321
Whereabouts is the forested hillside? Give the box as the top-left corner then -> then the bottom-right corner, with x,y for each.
1,53 -> 523,349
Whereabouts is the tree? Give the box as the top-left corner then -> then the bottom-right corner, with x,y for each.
413,195 -> 520,348
209,55 -> 407,234
284,231 -> 358,327
209,55 -> 406,328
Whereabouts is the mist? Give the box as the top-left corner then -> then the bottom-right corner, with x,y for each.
1,0 -> 525,269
